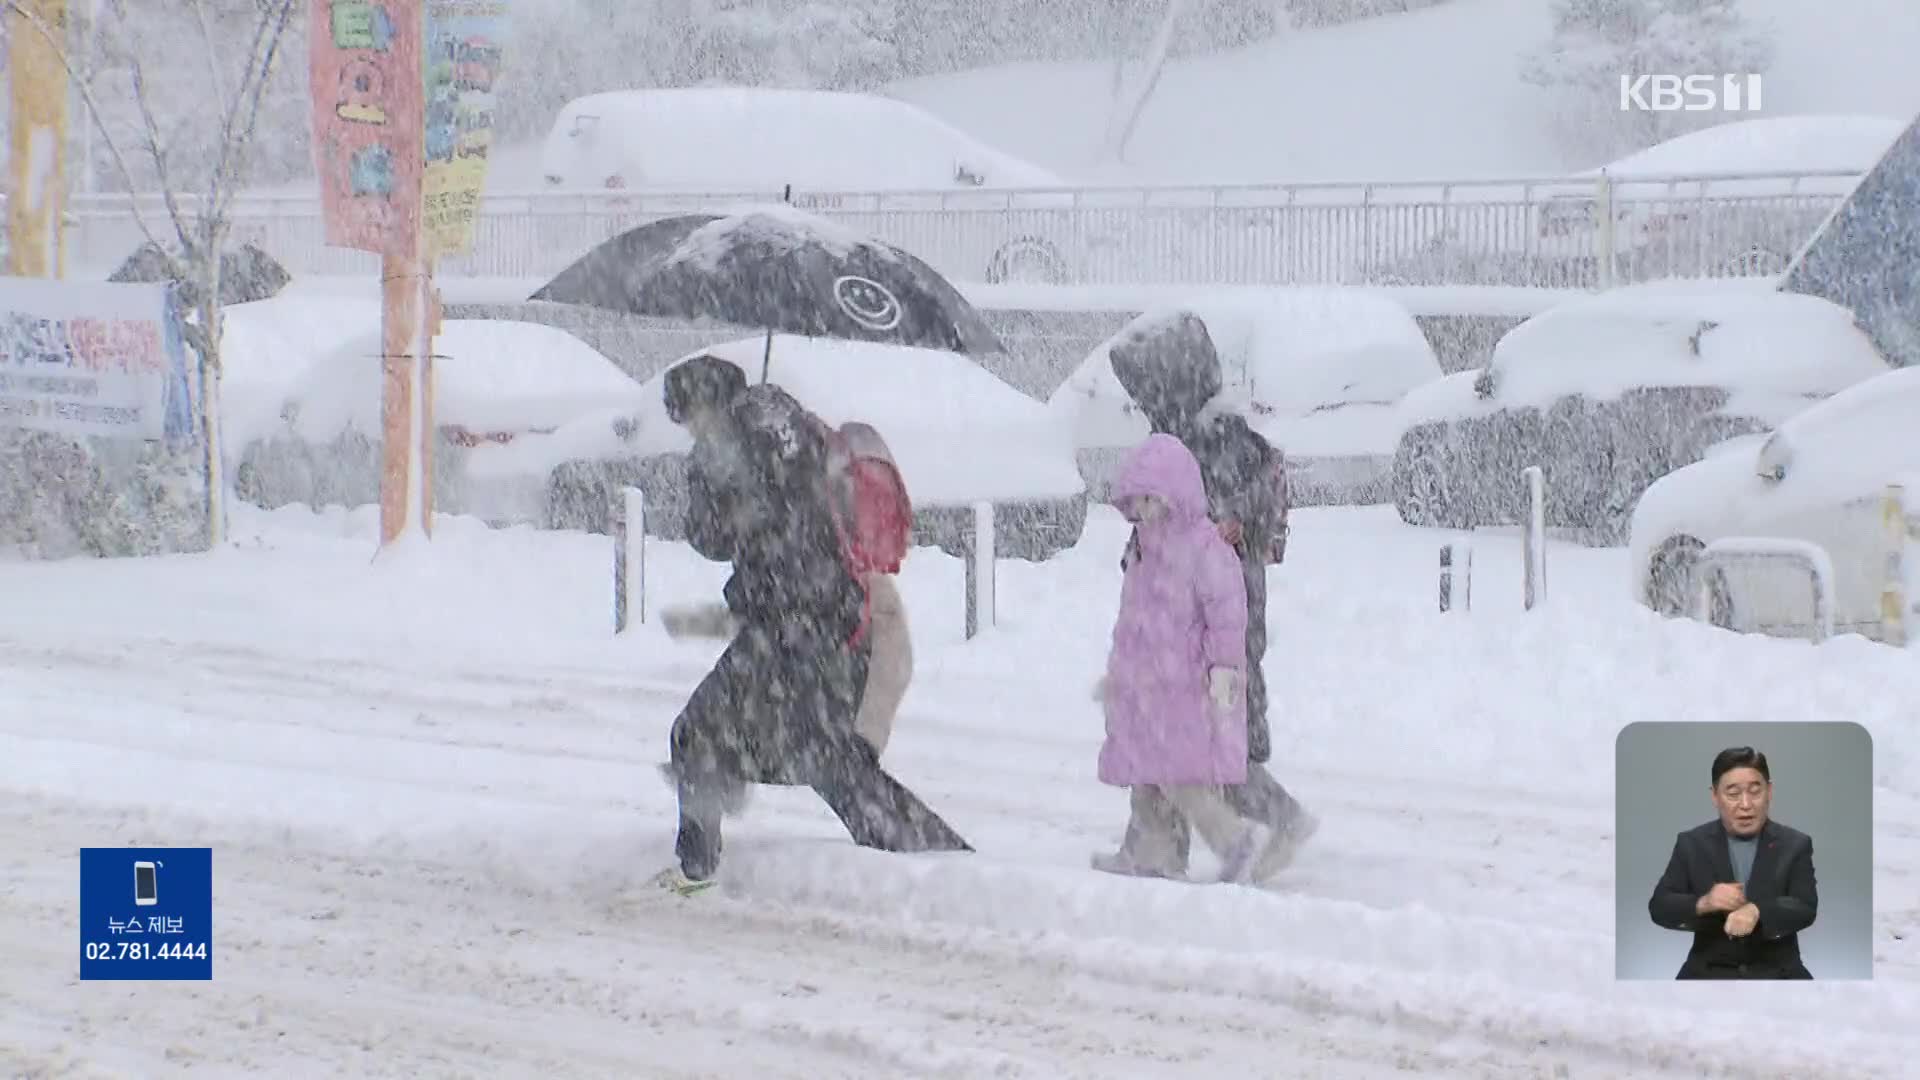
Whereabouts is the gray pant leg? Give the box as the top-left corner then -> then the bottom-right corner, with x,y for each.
1243,553 -> 1271,763
1120,785 -> 1191,875
1225,762 -> 1300,829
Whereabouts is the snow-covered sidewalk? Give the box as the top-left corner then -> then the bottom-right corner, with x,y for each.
2,504 -> 1916,1077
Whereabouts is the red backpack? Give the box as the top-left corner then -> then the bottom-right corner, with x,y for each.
822,420 -> 913,644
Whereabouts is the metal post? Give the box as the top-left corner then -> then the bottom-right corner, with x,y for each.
965,501 -> 996,639
1439,543 -> 1454,612
1522,466 -> 1546,610
614,486 -> 645,634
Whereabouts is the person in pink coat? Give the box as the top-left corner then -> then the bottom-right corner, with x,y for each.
1091,433 -> 1274,884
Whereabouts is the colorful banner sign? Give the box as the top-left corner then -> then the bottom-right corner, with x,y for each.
0,276 -> 196,442
312,0 -> 508,258
421,0 -> 507,257
311,0 -> 425,256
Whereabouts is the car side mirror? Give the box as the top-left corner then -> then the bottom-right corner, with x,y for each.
1756,432 -> 1790,482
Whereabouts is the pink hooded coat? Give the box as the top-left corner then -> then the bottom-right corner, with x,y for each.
1099,434 -> 1250,787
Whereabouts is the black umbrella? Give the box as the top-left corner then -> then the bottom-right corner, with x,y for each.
109,240 -> 292,307
529,206 -> 1006,377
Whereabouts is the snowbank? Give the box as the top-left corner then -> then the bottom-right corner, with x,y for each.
283,320 -> 648,442
539,87 -> 1064,194
1048,290 -> 1441,455
634,335 -> 1086,505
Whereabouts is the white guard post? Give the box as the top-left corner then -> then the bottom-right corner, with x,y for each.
1521,466 -> 1546,611
613,486 -> 646,634
1698,537 -> 1835,644
966,501 -> 996,639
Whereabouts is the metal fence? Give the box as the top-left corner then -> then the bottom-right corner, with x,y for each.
58,168 -> 1860,291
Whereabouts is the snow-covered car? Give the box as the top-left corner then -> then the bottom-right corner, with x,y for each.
548,334 -> 1089,561
1391,282 -> 1891,541
1047,290 -> 1443,506
538,88 -> 1086,284
233,320 -> 650,526
1628,366 -> 1920,641
1532,114 -> 1905,279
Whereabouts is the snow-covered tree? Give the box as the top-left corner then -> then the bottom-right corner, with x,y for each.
1520,0 -> 1775,160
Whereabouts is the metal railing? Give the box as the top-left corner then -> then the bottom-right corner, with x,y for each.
55,168 -> 1861,291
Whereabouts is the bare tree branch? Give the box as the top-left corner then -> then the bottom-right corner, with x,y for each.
206,1 -> 296,227
125,53 -> 197,255
187,0 -> 234,107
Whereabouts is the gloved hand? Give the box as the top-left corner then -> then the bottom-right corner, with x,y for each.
662,602 -> 737,641
1091,676 -> 1109,704
1207,667 -> 1239,712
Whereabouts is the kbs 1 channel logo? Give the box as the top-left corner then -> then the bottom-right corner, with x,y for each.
1619,73 -> 1764,113
79,848 -> 213,981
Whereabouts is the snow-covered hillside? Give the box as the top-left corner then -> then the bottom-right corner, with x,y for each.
890,0 -> 1920,185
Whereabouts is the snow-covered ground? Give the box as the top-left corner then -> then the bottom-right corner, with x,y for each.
3,502 -> 1917,1076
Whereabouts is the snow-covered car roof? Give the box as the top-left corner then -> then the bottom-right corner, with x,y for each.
282,320 -> 648,443
631,335 -> 1085,505
1481,285 -> 1889,410
1046,289 -> 1442,452
540,88 -> 1065,193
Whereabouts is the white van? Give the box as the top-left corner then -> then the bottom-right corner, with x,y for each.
539,87 -> 1064,195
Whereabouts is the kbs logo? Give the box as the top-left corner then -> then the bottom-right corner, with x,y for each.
1619,74 -> 1764,113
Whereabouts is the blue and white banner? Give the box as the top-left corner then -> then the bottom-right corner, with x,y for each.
0,276 -> 197,442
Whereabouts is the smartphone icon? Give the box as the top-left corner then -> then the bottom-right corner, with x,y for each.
134,861 -> 158,906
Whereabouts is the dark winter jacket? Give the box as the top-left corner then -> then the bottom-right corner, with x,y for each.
1649,819 -> 1818,979
706,384 -> 865,646
670,385 -> 870,788
1109,311 -> 1285,761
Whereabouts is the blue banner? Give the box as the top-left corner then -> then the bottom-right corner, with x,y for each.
79,847 -> 213,981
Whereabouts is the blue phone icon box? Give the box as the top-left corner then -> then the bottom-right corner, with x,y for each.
80,848 -> 213,981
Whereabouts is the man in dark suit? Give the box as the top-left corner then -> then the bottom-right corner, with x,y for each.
1647,746 -> 1819,979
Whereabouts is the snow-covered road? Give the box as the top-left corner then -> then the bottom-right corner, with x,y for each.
3,505 -> 1916,1077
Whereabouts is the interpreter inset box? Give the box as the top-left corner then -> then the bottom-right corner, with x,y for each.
1614,722 -> 1872,981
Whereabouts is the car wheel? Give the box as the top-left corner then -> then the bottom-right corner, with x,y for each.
1646,536 -> 1734,626
984,236 -> 1068,285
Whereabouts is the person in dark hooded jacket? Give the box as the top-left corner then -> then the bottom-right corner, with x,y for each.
660,382 -> 971,891
1102,311 -> 1317,883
